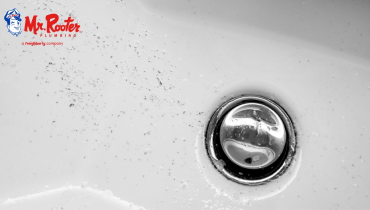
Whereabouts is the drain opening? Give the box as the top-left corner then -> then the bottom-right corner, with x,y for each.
205,95 -> 296,185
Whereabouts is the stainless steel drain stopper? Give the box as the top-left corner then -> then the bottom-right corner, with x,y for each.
205,95 -> 296,185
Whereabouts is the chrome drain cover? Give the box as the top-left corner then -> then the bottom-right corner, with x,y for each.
205,95 -> 296,185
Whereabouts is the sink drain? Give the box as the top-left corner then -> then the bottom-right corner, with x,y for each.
205,95 -> 296,185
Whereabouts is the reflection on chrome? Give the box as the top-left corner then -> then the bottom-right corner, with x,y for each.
222,139 -> 275,169
220,103 -> 286,169
197,128 -> 302,203
205,95 -> 297,186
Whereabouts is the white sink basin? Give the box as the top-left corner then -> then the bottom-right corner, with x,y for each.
1,0 -> 369,209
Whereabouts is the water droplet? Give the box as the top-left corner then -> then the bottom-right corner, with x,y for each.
180,180 -> 188,189
252,155 -> 260,162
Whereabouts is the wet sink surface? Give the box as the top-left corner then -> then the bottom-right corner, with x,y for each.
1,0 -> 370,209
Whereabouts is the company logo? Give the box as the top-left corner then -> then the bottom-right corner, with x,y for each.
4,8 -> 80,38
25,14 -> 80,36
4,8 -> 22,37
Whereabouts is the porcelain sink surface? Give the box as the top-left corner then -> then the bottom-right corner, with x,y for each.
1,0 -> 370,209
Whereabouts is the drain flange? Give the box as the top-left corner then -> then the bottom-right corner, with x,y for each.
205,95 -> 296,186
